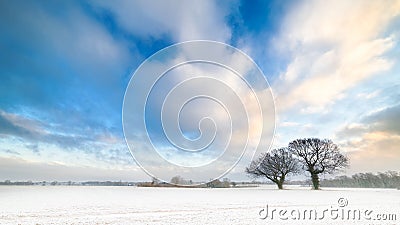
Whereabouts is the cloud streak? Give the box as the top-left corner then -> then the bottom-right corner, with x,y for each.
91,0 -> 233,42
273,0 -> 400,112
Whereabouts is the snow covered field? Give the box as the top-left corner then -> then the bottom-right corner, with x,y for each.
0,185 -> 399,224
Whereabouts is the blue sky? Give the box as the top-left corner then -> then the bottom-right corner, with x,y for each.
0,0 -> 399,181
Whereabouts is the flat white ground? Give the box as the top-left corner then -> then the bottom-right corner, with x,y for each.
0,185 -> 398,224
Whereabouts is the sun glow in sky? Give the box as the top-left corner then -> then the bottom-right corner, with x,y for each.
0,0 -> 399,181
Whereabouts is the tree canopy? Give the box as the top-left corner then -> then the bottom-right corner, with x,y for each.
288,138 -> 348,189
246,147 -> 299,189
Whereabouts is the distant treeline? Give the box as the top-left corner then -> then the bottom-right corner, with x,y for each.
137,177 -> 255,188
0,178 -> 260,188
0,180 -> 136,186
320,171 -> 400,188
2,171 -> 399,188
0,180 -> 35,185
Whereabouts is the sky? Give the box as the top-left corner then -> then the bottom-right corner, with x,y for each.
0,0 -> 399,182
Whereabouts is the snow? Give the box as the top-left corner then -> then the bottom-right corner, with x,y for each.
0,185 -> 399,224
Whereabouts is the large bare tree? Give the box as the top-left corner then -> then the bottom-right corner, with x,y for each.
288,138 -> 349,190
246,147 -> 299,189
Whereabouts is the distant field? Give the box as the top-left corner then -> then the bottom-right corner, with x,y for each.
0,185 -> 398,224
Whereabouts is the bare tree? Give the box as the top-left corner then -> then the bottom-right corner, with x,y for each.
151,177 -> 159,186
170,175 -> 189,185
246,147 -> 299,189
288,138 -> 349,190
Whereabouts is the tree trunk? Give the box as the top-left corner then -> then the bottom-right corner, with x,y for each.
311,173 -> 320,190
277,182 -> 283,190
277,175 -> 285,190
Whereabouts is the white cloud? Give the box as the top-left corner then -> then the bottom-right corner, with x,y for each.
334,104 -> 400,173
356,90 -> 381,100
273,0 -> 400,113
4,1 -> 133,86
122,41 -> 275,182
92,0 -> 232,42
0,110 -> 47,136
343,131 -> 400,174
280,121 -> 299,127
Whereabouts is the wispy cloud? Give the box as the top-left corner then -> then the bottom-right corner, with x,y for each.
334,104 -> 400,173
91,0 -> 233,42
273,0 -> 399,112
0,110 -> 92,149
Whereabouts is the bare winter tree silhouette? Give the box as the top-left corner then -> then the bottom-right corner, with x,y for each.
288,138 -> 349,190
246,147 -> 299,189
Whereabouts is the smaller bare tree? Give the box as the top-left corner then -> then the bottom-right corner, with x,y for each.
246,147 -> 299,189
170,175 -> 184,185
